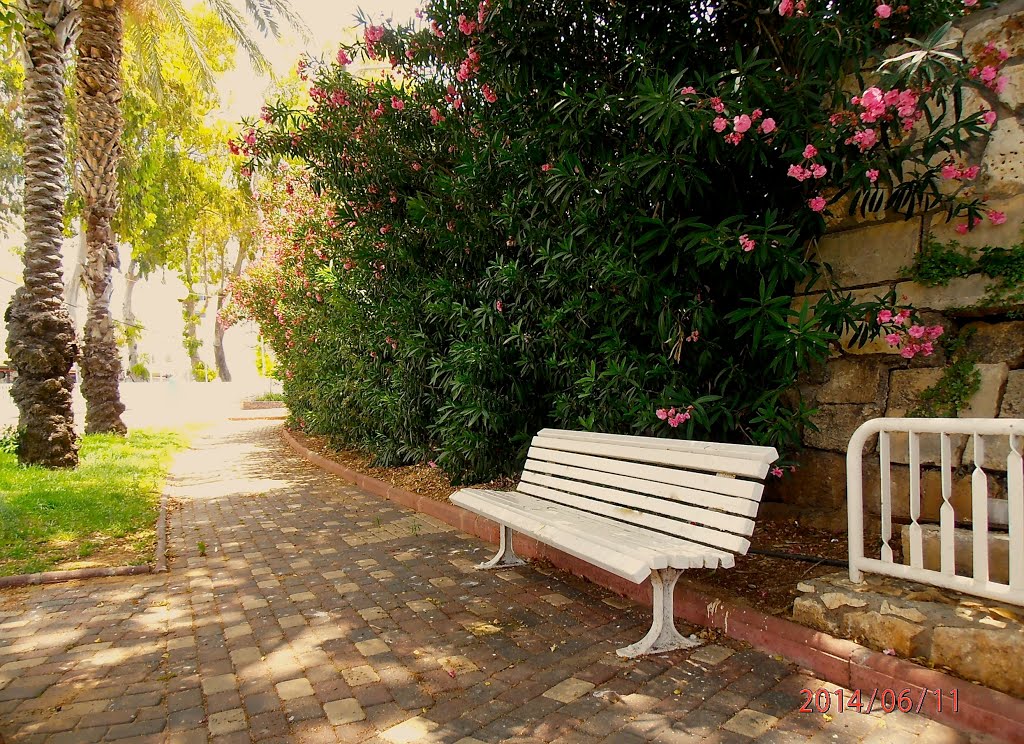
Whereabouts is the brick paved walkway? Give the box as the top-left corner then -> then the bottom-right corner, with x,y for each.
0,421 -> 997,743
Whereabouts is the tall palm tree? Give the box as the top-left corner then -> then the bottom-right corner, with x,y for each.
6,0 -> 80,466
75,0 -> 307,434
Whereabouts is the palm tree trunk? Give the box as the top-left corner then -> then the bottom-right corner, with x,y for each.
76,0 -> 127,435
122,257 -> 140,375
5,0 -> 80,468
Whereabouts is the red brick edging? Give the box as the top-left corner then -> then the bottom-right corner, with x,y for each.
282,426 -> 1024,743
0,493 -> 169,589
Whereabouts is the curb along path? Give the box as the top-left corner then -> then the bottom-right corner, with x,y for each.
0,420 -> 999,743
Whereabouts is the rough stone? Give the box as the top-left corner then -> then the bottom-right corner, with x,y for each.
762,449 -> 847,511
983,117 -> 1024,199
840,610 -> 925,657
928,195 -> 1024,251
791,597 -> 839,635
817,357 -> 891,405
963,12 -> 1024,63
804,403 -> 883,452
999,62 -> 1024,112
895,274 -> 993,313
883,368 -> 959,465
811,219 -> 921,288
1002,369 -> 1024,416
932,626 -> 1024,697
961,322 -> 1024,367
863,463 -> 1002,522
820,592 -> 868,610
960,363 -> 1011,468
880,600 -> 927,624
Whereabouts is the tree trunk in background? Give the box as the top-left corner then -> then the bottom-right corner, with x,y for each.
212,243 -> 247,382
123,257 -> 140,376
64,228 -> 87,327
5,0 -> 80,468
76,0 -> 127,435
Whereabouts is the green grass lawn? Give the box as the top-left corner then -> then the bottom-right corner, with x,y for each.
0,429 -> 189,577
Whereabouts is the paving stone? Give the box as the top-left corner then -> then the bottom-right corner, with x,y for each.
543,678 -> 596,703
342,665 -> 381,687
324,698 -> 365,725
380,715 -> 442,743
722,708 -> 779,738
207,708 -> 247,735
689,645 -> 735,666
201,674 -> 237,695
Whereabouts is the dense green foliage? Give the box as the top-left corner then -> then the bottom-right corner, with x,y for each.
0,429 -> 187,576
231,0 -> 1000,483
908,236 -> 1024,308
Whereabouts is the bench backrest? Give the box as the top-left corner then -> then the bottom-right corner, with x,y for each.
518,428 -> 779,555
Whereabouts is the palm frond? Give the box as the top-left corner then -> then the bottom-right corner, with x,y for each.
125,18 -> 166,102
203,0 -> 272,76
158,0 -> 218,94
261,0 -> 311,43
243,0 -> 278,38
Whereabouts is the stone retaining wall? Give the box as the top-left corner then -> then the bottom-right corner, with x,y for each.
762,0 -> 1024,530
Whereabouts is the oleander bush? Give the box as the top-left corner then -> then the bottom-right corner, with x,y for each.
226,0 -> 1002,483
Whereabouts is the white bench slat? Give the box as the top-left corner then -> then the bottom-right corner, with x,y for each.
465,489 -> 733,569
454,489 -> 664,582
455,488 -> 732,577
523,455 -> 760,523
539,428 -> 779,464
531,434 -> 771,479
519,467 -> 755,536
526,446 -> 763,505
517,481 -> 751,554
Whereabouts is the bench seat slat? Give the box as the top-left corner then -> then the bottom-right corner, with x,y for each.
517,481 -> 751,554
531,434 -> 772,479
453,489 -> 732,580
539,428 -> 779,464
522,460 -> 758,532
526,447 -> 763,506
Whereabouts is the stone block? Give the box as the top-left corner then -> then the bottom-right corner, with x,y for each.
792,597 -> 839,635
927,195 -> 1024,251
862,463 -> 1002,522
811,219 -> 921,288
932,626 -> 1024,697
895,275 -> 993,313
804,403 -> 883,452
961,363 -> 1012,468
963,11 -> 1024,63
901,524 -> 1011,583
983,117 -> 1024,199
817,357 -> 891,405
840,610 -> 925,656
961,321 -> 1024,367
999,62 -> 1024,111
884,368 -> 953,465
1002,369 -> 1024,417
762,449 -> 847,510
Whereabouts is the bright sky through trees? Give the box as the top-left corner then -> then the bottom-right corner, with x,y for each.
210,0 -> 420,120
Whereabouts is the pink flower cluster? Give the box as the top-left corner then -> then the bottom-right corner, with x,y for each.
954,209 -> 1006,234
712,108 -> 776,145
457,47 -> 481,82
787,143 -> 828,182
941,161 -> 980,181
656,405 -> 694,428
778,0 -> 807,17
739,234 -> 756,252
877,308 -> 943,358
969,43 -> 1010,94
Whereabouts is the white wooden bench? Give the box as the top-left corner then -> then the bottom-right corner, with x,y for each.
451,428 -> 778,657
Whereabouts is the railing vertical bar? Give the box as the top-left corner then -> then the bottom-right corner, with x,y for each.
909,431 -> 923,570
940,432 -> 955,576
880,431 -> 893,564
1009,434 -> 1023,591
972,433 -> 989,586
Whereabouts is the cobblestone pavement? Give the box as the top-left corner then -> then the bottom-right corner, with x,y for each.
0,421 -> 998,743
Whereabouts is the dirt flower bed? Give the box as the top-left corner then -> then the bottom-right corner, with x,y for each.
292,428 -> 849,616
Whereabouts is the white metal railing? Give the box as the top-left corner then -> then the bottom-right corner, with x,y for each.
847,418 -> 1024,607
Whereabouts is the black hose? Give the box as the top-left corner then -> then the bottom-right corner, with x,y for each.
748,548 -> 848,568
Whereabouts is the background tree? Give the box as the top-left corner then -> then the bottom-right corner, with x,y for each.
5,0 -> 79,467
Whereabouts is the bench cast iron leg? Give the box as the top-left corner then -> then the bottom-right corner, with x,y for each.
475,525 -> 526,569
616,568 -> 702,658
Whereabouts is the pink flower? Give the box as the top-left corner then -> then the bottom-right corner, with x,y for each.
724,132 -> 744,145
733,114 -> 752,134
364,25 -> 385,43
337,49 -> 352,66
458,14 -> 478,34
811,164 -> 827,179
710,97 -> 725,113
850,128 -> 878,151
900,345 -> 918,359
877,309 -> 893,324
956,223 -> 969,235
995,76 -> 1009,94
770,466 -> 784,478
779,0 -> 794,16
391,96 -> 405,110
866,169 -> 879,183
680,86 -> 697,95
412,162 -> 422,171
989,210 -> 1007,225
964,0 -> 978,5
808,196 -> 827,212
430,107 -> 445,125
759,118 -> 776,134
941,163 -> 959,179
895,309 -> 911,325
541,163 -> 552,172
983,110 -> 998,125
981,65 -> 998,83
713,117 -> 728,133
481,84 -> 498,103
739,234 -> 757,252
961,165 -> 980,180
787,164 -> 812,182
803,144 -> 818,159
885,333 -> 902,347
875,3 -> 892,18
656,408 -> 669,420
430,20 -> 445,37
908,324 -> 926,339
495,300 -> 503,312
750,109 -> 763,121
428,460 -> 438,468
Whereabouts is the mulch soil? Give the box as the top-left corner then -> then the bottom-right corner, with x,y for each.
292,428 -> 849,616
